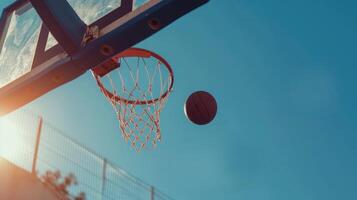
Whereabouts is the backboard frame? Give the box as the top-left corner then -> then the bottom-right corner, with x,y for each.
0,0 -> 209,116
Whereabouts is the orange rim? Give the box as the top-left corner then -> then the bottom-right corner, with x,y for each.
91,48 -> 174,105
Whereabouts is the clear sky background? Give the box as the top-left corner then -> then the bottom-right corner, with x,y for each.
1,0 -> 357,199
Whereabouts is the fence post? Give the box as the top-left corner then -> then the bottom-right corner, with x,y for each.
101,158 -> 107,199
32,116 -> 43,175
151,186 -> 155,200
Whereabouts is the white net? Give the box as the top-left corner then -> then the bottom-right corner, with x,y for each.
92,48 -> 173,151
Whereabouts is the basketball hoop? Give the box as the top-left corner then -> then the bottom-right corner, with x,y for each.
91,48 -> 174,151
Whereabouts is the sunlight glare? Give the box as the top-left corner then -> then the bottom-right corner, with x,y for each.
0,117 -> 33,165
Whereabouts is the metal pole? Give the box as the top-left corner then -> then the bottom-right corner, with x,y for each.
32,116 -> 43,175
101,158 -> 107,199
151,186 -> 155,200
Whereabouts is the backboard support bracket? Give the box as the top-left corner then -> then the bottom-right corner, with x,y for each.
82,25 -> 100,46
29,0 -> 87,55
0,0 -> 210,116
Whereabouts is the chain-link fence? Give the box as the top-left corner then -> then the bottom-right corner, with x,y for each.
0,110 -> 172,200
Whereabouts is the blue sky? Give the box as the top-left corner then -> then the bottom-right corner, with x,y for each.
1,0 -> 357,199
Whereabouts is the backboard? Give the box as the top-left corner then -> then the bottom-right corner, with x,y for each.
0,0 -> 208,116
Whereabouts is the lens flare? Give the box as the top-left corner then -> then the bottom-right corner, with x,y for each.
0,117 -> 34,165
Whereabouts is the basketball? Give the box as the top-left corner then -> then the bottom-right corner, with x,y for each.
184,91 -> 218,125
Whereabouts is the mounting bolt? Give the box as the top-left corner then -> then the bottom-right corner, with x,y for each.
52,75 -> 63,83
148,19 -> 162,30
100,45 -> 114,56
